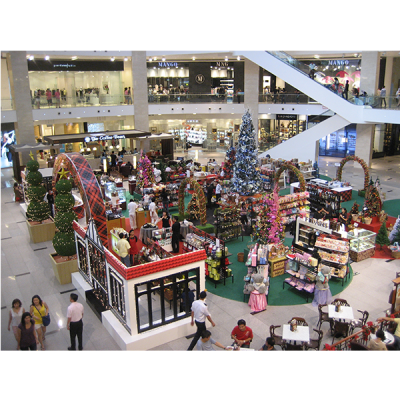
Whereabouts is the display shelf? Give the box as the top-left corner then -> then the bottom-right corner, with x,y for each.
214,206 -> 241,242
347,228 -> 376,262
278,192 -> 310,225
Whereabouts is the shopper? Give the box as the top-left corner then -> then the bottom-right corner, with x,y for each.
35,90 -> 41,109
149,197 -> 158,224
161,187 -> 169,212
44,189 -> 54,218
309,68 -> 316,80
46,88 -> 52,106
281,88 -> 286,104
128,199 -> 138,230
339,207 -> 349,227
124,87 -> 129,104
67,293 -> 84,351
342,80 -> 349,100
8,298 -> 25,346
116,232 -> 131,267
128,87 -> 132,104
110,151 -> 117,169
240,202 -> 248,228
187,291 -> 216,351
17,312 -> 39,351
128,229 -> 138,266
259,337 -> 276,351
30,295 -> 49,351
367,329 -> 387,351
334,78 -> 339,94
206,181 -> 214,208
380,86 -> 387,108
396,86 -> 400,107
196,330 -> 230,351
180,282 -> 195,313
376,316 -> 400,349
215,180 -> 222,206
161,210 -> 171,228
55,89 -> 61,108
171,216 -> 181,253
231,319 -> 253,348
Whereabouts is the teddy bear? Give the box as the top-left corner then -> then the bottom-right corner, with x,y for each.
247,273 -> 268,294
245,273 -> 269,313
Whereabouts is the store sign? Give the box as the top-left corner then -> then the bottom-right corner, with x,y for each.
195,74 -> 205,84
158,62 -> 179,68
28,60 -> 124,71
84,134 -> 126,142
216,62 -> 229,67
276,114 -> 297,120
328,60 -> 350,66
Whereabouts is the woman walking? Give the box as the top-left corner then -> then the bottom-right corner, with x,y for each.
128,229 -> 139,266
17,312 -> 39,350
8,298 -> 25,347
30,295 -> 49,350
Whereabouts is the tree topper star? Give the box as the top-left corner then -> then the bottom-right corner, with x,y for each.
58,167 -> 69,179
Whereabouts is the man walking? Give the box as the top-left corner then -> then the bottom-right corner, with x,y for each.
343,80 -> 349,100
380,86 -> 387,108
171,216 -> 181,253
187,291 -> 216,350
67,293 -> 84,351
116,232 -> 131,266
127,199 -> 138,230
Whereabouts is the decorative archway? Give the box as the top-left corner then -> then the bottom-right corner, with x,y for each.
336,155 -> 370,190
53,153 -> 107,246
178,177 -> 207,225
274,162 -> 306,192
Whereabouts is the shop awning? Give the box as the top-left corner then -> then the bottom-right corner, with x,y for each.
9,143 -> 62,152
42,129 -> 151,145
135,132 -> 175,140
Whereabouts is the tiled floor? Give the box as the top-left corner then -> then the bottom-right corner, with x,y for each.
1,153 -> 400,352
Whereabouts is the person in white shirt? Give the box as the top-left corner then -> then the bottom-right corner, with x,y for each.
187,291 -> 216,350
127,199 -> 138,230
148,197 -> 158,224
67,293 -> 84,351
380,86 -> 387,108
215,181 -> 222,206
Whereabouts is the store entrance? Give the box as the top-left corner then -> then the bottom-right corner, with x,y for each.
319,125 -> 356,158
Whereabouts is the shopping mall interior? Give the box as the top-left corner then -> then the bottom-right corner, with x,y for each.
1,11 -> 399,396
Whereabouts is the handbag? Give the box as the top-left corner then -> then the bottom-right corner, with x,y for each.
35,305 -> 50,326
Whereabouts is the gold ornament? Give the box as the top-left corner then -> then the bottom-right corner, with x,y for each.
58,167 -> 69,179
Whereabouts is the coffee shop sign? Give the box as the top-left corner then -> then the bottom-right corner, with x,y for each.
85,134 -> 126,142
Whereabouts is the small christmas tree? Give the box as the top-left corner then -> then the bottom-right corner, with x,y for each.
25,158 -> 51,223
376,222 -> 391,250
363,180 -> 382,218
350,202 -> 359,216
230,110 -> 262,196
389,216 -> 400,244
136,151 -> 156,189
187,194 -> 200,220
53,178 -> 78,257
223,147 -> 236,180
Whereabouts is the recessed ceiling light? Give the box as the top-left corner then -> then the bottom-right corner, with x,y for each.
110,57 -> 115,62
124,57 -> 128,61
149,58 -> 153,62
162,58 -> 166,61
237,56 -> 241,60
154,57 -> 157,61
44,56 -> 50,61
314,55 -> 320,59
71,56 -> 78,60
192,57 -> 196,61
29,55 -> 34,61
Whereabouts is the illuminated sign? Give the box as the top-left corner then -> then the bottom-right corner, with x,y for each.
158,62 -> 178,68
328,60 -> 350,66
84,134 -> 126,142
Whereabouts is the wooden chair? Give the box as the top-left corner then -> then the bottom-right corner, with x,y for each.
350,309 -> 369,335
305,329 -> 324,351
284,343 -> 304,351
317,304 -> 333,333
332,298 -> 350,307
269,325 -> 284,349
331,320 -> 350,343
349,341 -> 369,350
288,317 -> 308,326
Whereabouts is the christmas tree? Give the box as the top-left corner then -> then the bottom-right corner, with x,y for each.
350,202 -> 359,216
223,147 -> 236,180
254,186 -> 284,245
376,222 -> 391,249
363,180 -> 382,218
136,151 -> 156,189
389,216 -> 400,244
187,194 -> 200,220
25,158 -> 51,223
230,110 -> 262,196
53,178 -> 78,257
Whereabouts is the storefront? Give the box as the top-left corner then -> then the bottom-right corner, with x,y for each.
318,125 -> 357,158
27,59 -> 130,106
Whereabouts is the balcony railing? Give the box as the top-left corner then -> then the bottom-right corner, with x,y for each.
148,92 -> 244,104
1,98 -> 14,110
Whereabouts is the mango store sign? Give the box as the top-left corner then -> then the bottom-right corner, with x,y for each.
85,134 -> 126,142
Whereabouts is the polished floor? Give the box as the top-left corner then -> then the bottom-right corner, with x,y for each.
1,153 -> 400,352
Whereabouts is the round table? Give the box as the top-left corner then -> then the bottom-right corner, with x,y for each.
139,226 -> 158,244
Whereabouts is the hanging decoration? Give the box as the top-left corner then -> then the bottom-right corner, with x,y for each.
274,162 -> 306,192
178,177 -> 207,225
336,155 -> 370,190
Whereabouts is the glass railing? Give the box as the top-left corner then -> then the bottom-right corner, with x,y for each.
30,94 -> 129,109
258,93 -> 320,104
1,98 -> 14,110
147,92 -> 244,104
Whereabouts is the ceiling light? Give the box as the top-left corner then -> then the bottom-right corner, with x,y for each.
110,57 -> 115,61
71,56 -> 78,60
314,55 -> 320,59
237,56 -> 241,60
192,57 -> 196,61
29,55 -> 34,61
225,57 -> 228,61
154,57 -> 157,61
162,58 -> 166,61
44,55 -> 50,61
124,57 -> 128,61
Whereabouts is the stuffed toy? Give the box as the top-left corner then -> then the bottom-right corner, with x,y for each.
247,273 -> 268,294
315,265 -> 331,290
312,265 -> 332,307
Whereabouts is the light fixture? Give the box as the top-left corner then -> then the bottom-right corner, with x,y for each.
109,145 -> 113,149
314,55 -> 320,59
225,57 -> 228,61
154,57 -> 157,61
124,57 -> 128,61
44,55 -> 50,61
29,55 -> 34,61
111,57 -> 115,62
149,58 -> 153,62
162,57 -> 166,61
192,57 -> 196,61
71,56 -> 78,60
93,147 -> 97,151
237,56 -> 241,60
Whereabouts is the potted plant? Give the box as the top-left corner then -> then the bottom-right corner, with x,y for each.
25,158 -> 55,243
49,177 -> 78,284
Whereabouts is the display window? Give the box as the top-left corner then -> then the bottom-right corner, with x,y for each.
318,125 -> 356,158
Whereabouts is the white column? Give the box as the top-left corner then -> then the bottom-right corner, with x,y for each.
355,124 -> 374,168
359,51 -> 380,97
384,56 -> 394,107
244,59 -> 259,146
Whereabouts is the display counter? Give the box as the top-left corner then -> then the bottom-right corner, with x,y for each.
347,228 -> 376,262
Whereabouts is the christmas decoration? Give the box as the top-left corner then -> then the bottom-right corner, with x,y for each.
336,155 -> 370,190
376,222 -> 391,250
350,202 -> 359,215
389,216 -> 400,244
362,180 -> 382,218
25,159 -> 51,223
274,162 -> 306,192
53,178 -> 77,257
230,110 -> 262,196
178,178 -> 207,225
223,147 -> 236,180
187,193 -> 200,220
254,186 -> 284,245
57,167 -> 69,179
136,151 -> 156,189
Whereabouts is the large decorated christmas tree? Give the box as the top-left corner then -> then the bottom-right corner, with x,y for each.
254,186 -> 284,245
223,147 -> 236,180
230,110 -> 262,196
136,151 -> 156,189
25,157 -> 51,223
53,177 -> 78,257
363,179 -> 382,218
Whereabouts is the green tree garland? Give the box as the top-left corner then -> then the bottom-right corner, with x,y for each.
376,222 -> 390,250
25,159 -> 50,223
52,178 -> 78,257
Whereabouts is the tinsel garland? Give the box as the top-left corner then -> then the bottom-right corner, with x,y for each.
336,155 -> 370,190
274,162 -> 306,192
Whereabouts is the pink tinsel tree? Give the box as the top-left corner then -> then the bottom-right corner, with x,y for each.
136,151 -> 156,189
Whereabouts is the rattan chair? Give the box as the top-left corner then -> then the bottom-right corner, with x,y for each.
350,309 -> 369,335
331,320 -> 350,343
317,304 -> 333,333
269,325 -> 284,349
305,329 -> 324,350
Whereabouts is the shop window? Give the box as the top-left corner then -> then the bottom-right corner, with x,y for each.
134,268 -> 200,333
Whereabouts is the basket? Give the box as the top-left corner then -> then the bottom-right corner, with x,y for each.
352,214 -> 360,222
237,252 -> 244,262
364,217 -> 372,224
391,251 -> 400,259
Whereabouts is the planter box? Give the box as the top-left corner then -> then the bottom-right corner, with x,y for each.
26,218 -> 55,243
50,253 -> 78,285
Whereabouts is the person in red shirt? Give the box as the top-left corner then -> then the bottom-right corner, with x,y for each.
231,319 -> 253,348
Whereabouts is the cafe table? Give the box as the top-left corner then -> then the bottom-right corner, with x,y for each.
328,305 -> 354,321
282,324 -> 310,343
